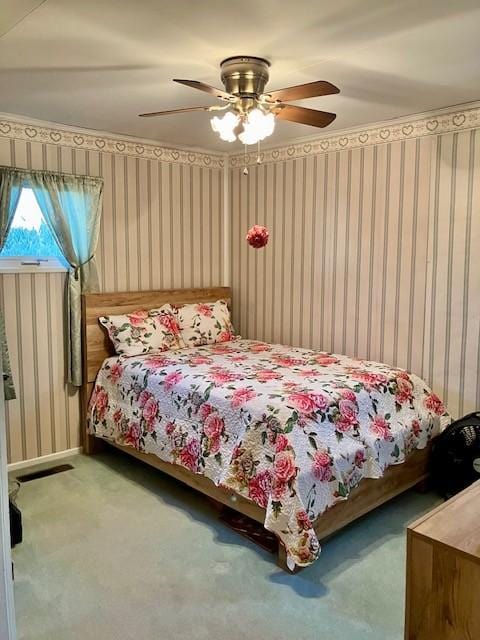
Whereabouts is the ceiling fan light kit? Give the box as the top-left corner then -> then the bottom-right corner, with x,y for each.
139,55 -> 339,147
210,111 -> 239,142
238,109 -> 276,145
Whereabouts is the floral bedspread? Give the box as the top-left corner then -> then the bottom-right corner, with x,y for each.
88,339 -> 449,567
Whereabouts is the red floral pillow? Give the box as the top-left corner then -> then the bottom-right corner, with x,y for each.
176,300 -> 235,347
99,304 -> 185,356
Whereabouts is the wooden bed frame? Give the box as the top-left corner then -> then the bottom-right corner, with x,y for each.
81,287 -> 431,572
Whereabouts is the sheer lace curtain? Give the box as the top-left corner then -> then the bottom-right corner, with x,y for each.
0,166 -> 103,388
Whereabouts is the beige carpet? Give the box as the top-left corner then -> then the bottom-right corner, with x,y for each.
10,450 -> 440,640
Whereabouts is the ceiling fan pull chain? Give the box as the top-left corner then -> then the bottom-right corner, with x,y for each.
243,144 -> 249,175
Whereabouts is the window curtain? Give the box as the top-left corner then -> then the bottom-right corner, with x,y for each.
29,172 -> 103,387
0,168 -> 23,400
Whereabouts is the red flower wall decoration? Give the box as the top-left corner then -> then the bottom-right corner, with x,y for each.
246,225 -> 269,249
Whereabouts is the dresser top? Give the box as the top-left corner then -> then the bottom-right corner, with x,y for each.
409,481 -> 480,563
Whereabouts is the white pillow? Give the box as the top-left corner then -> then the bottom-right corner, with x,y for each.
99,304 -> 185,356
176,300 -> 234,347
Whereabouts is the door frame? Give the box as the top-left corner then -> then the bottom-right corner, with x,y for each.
0,371 -> 17,640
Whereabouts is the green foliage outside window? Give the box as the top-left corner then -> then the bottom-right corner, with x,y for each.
1,222 -> 64,259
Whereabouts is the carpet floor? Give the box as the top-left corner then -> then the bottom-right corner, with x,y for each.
10,450 -> 440,640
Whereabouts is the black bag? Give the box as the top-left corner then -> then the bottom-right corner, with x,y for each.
9,499 -> 22,547
431,411 -> 480,499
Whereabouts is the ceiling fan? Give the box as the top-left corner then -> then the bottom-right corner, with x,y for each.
139,56 -> 339,145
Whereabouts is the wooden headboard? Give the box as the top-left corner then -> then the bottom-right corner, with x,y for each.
81,286 -> 230,454
81,286 -> 231,385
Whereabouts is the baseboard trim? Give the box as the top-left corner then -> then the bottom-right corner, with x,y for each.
7,447 -> 83,472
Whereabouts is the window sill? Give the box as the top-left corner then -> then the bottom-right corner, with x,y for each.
0,259 -> 68,274
0,265 -> 68,274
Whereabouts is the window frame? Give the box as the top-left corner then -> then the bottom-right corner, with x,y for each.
0,256 -> 67,274
0,186 -> 67,274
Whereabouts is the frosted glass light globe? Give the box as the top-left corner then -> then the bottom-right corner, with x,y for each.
210,111 -> 240,142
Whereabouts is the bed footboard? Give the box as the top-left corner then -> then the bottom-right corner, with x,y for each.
277,445 -> 431,573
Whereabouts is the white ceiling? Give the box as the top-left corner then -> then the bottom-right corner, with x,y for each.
1,0 -> 480,151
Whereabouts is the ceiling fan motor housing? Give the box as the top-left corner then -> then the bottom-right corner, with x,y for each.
220,56 -> 270,97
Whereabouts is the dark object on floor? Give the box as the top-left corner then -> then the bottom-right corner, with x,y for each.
16,463 -> 74,483
219,507 -> 277,553
9,499 -> 22,547
431,412 -> 480,499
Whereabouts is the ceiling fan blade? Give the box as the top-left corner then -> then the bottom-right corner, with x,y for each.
264,81 -> 339,103
173,79 -> 235,102
139,106 -> 213,117
276,105 -> 336,128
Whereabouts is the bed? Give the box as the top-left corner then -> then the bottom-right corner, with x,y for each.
81,287 -> 448,572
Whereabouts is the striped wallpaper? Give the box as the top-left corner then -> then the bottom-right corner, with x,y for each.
0,272 -> 78,462
424,130 -> 480,418
0,135 -> 225,464
230,130 -> 480,419
1,110 -> 479,464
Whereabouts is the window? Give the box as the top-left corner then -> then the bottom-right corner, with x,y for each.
0,188 -> 66,271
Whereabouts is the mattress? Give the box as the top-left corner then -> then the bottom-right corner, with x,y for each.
88,338 -> 449,566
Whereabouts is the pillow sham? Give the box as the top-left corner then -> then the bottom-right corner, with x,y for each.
99,304 -> 185,356
176,300 -> 234,347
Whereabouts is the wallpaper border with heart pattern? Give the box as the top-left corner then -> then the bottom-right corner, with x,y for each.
230,101 -> 480,166
0,114 -> 225,168
2,102 -> 479,169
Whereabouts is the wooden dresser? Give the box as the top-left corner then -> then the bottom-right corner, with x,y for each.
405,481 -> 480,639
